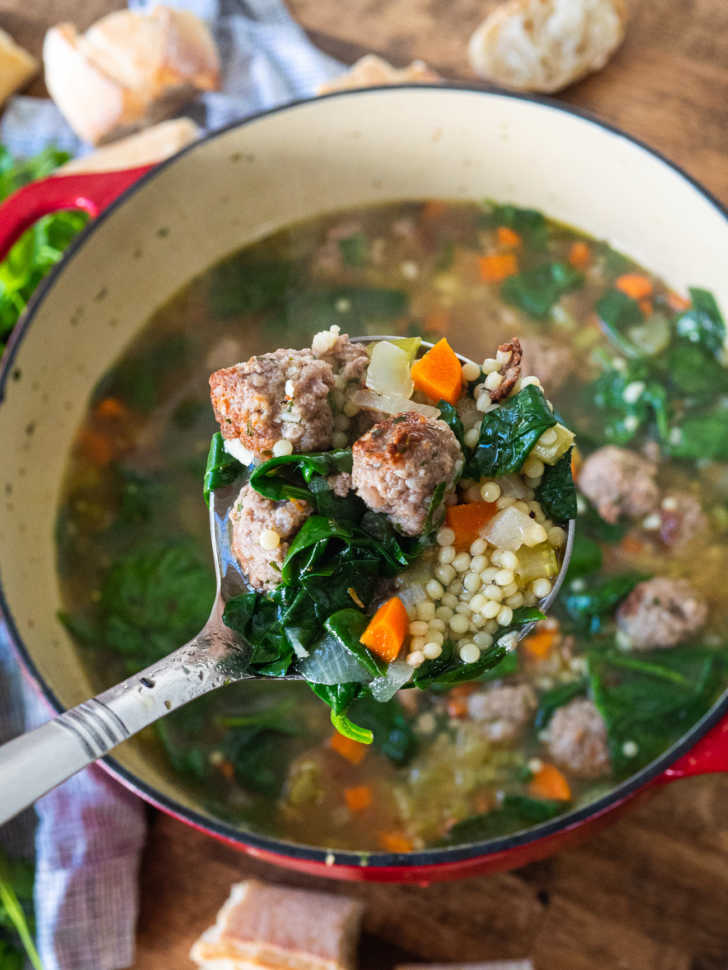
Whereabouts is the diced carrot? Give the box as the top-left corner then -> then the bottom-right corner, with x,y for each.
78,429 -> 114,467
615,273 -> 653,300
410,337 -> 463,406
424,308 -> 451,335
529,763 -> 571,801
360,595 -> 409,662
378,831 -> 413,853
330,732 -> 368,765
447,684 -> 476,718
95,396 -> 130,421
344,784 -> 373,813
667,290 -> 691,312
479,251 -> 518,283
446,501 -> 498,550
219,760 -> 235,781
522,628 -> 557,661
496,225 -> 522,249
639,299 -> 653,318
421,200 -> 447,223
568,240 -> 591,269
571,446 -> 582,481
619,534 -> 645,557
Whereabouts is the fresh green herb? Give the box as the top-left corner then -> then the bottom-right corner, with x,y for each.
535,449 -> 577,522
534,679 -> 588,730
441,794 -> 565,844
203,432 -> 244,505
338,233 -> 369,267
675,287 -> 726,356
467,385 -> 556,477
0,848 -> 42,970
564,572 -> 646,632
589,646 -> 725,776
501,262 -> 583,318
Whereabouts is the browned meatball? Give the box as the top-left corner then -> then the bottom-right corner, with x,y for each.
578,445 -> 659,524
616,577 -> 708,649
520,335 -> 576,393
351,412 -> 463,536
230,483 -> 312,592
312,330 -> 368,386
488,337 -> 523,403
210,348 -> 335,459
546,698 -> 611,779
466,683 -> 537,742
657,492 -> 709,549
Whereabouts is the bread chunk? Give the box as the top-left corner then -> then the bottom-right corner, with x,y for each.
190,879 -> 365,970
318,54 -> 440,94
0,28 -> 37,106
58,118 -> 200,173
468,0 -> 627,93
43,6 -> 219,144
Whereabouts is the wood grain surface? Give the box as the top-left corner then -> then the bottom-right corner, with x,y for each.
1,0 -> 727,967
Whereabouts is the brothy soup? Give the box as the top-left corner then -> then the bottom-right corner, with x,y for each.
57,200 -> 728,852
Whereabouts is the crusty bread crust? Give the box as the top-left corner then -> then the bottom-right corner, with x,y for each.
0,27 -> 38,106
468,0 -> 627,93
318,54 -> 441,94
58,118 -> 200,173
43,6 -> 219,144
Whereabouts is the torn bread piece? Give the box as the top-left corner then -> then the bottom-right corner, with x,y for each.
190,879 -> 365,970
318,54 -> 441,94
43,6 -> 219,144
0,28 -> 38,106
58,118 -> 200,173
468,0 -> 627,93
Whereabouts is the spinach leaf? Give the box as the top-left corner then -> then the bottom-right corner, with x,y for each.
209,256 -> 303,318
589,646 -> 725,777
587,360 -> 669,444
0,848 -> 40,970
441,794 -> 565,844
413,642 -> 507,688
468,385 -> 556,477
221,705 -> 299,796
662,340 -> 728,400
156,708 -> 210,780
249,449 -> 352,503
665,404 -> 728,461
325,608 -> 384,678
271,286 -> 407,333
339,233 -> 369,267
347,695 -> 418,765
565,533 -> 603,581
204,432 -> 244,504
478,648 -> 519,682
501,262 -> 583,318
307,476 -> 364,522
484,203 -> 548,250
437,400 -> 466,451
578,496 -> 628,544
675,287 -> 726,356
595,289 -> 645,357
534,679 -> 588,730
535,448 -> 577,522
330,711 -> 374,744
309,681 -> 362,715
564,572 -> 646,632
509,607 -> 546,628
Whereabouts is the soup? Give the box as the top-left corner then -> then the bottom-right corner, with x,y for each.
57,200 -> 728,852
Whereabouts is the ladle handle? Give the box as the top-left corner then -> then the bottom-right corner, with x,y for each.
0,627 -> 234,825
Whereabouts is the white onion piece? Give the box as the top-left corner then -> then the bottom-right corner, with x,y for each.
351,388 -> 439,419
223,438 -> 254,466
394,580 -> 426,615
286,627 -> 310,660
484,505 -> 544,551
297,633 -> 370,685
366,340 -> 414,399
497,474 -> 531,499
369,661 -> 413,702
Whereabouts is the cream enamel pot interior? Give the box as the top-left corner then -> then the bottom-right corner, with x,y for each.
2,86 -> 728,883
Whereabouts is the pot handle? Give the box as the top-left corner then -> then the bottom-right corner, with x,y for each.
0,165 -> 153,262
659,713 -> 728,781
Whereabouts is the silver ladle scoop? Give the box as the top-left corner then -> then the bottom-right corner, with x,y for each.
0,337 -> 574,825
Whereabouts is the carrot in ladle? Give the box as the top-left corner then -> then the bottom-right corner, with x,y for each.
360,595 -> 409,663
410,337 -> 463,405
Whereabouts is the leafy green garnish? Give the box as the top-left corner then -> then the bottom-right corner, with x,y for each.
589,646 -> 725,776
535,448 -> 577,522
675,287 -> 726,356
441,794 -> 565,844
203,432 -> 244,505
564,572 -> 646,632
501,262 -> 583,318
467,385 -> 556,477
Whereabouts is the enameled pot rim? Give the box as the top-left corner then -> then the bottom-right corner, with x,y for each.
2,83 -> 728,873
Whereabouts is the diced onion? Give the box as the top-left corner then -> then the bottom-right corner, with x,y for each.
297,633 -> 370,685
497,474 -> 532,499
369,661 -> 413,702
223,438 -> 254,466
351,388 -> 439,419
484,505 -> 537,551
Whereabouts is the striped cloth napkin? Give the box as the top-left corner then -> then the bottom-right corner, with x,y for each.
0,3 -> 343,968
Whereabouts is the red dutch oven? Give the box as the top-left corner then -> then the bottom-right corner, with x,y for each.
1,87 -> 727,883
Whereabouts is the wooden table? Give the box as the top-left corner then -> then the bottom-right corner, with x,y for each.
1,0 -> 727,967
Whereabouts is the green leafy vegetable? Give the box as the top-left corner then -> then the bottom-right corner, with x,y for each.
595,289 -> 646,357
437,400 -> 466,451
249,449 -> 352,504
534,679 -> 587,730
565,533 -> 603,581
662,341 -> 728,400
271,286 -> 408,334
220,703 -> 299,795
484,203 -> 548,250
347,695 -> 417,765
535,448 -> 577,522
589,646 -> 725,776
441,794 -> 565,844
586,359 -> 669,444
209,256 -> 303,318
338,233 -> 369,267
665,404 -> 728,461
204,432 -> 244,505
413,642 -> 507,688
564,572 -> 646,632
330,710 -> 373,744
324,609 -> 384,678
501,262 -> 583,318
675,287 -> 726,356
467,385 -> 556,477
0,849 -> 42,970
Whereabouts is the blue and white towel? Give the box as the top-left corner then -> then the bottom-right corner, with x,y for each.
0,3 -> 343,967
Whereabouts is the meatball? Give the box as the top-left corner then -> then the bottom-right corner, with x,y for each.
312,328 -> 368,386
546,698 -> 611,779
209,348 -> 335,459
616,577 -> 708,649
351,412 -> 463,536
520,335 -> 576,394
230,483 -> 311,591
488,337 -> 522,403
466,683 -> 537,742
327,471 -> 352,497
657,492 -> 708,549
578,445 -> 659,524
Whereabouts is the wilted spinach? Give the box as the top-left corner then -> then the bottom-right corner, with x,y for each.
535,449 -> 577,522
467,385 -> 556,477
501,262 -> 583,318
675,287 -> 726,355
441,794 -> 565,844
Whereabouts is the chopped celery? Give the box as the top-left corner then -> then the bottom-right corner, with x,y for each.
516,543 -> 559,582
531,423 -> 575,465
